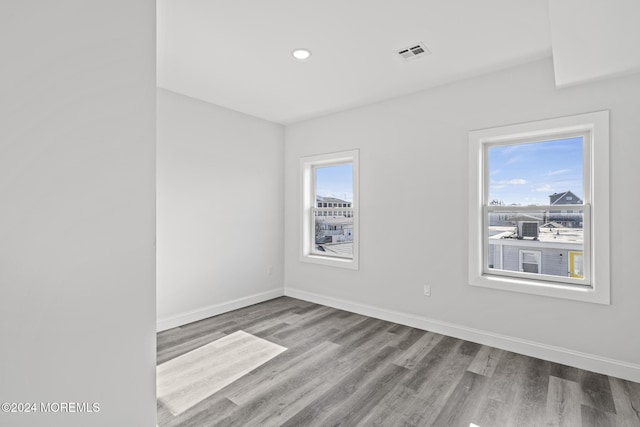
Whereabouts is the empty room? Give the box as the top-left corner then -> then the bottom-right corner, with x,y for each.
2,1 -> 640,426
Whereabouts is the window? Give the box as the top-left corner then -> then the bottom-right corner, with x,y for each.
519,250 -> 541,274
485,135 -> 587,284
468,111 -> 610,304
300,150 -> 359,269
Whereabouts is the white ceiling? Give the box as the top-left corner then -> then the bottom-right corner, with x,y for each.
157,1 -> 555,124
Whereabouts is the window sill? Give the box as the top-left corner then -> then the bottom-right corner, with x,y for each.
300,254 -> 359,270
469,273 -> 609,304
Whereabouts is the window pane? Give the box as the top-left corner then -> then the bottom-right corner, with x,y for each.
487,208 -> 585,281
314,164 -> 353,258
488,137 -> 583,206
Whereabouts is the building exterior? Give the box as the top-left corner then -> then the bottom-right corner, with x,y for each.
314,196 -> 353,255
315,216 -> 353,243
548,190 -> 583,228
485,189 -> 586,278
488,226 -> 584,278
315,196 -> 352,217
549,190 -> 583,206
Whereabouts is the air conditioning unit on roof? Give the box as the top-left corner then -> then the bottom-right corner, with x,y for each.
517,221 -> 539,240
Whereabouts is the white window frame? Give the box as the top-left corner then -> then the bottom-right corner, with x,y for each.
300,149 -> 359,270
468,111 -> 610,304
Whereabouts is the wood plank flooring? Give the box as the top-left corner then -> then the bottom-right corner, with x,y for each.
157,330 -> 287,415
157,297 -> 640,427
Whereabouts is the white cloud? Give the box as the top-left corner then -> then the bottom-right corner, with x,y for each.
547,169 -> 570,176
495,178 -> 527,185
534,184 -> 554,192
508,178 -> 527,185
505,155 -> 524,165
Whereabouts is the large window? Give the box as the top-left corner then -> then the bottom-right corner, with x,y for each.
300,150 -> 359,269
468,112 -> 610,304
485,134 -> 588,285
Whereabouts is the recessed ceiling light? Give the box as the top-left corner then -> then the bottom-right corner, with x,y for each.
292,49 -> 311,60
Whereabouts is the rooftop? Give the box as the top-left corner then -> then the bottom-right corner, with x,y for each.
317,196 -> 350,204
489,225 -> 583,244
317,216 -> 353,225
317,242 -> 353,257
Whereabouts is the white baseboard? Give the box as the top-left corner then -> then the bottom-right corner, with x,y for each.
284,287 -> 640,383
156,288 -> 284,332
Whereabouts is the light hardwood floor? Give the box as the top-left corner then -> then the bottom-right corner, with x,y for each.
157,297 -> 640,427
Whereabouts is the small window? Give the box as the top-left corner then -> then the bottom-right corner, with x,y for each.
519,250 -> 541,274
469,111 -> 610,304
300,150 -> 359,269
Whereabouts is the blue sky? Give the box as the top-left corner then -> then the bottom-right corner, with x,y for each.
488,136 -> 583,205
316,164 -> 353,202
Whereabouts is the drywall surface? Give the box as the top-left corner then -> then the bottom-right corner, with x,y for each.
0,2 -> 156,426
284,59 -> 640,372
157,89 -> 284,329
549,0 -> 640,87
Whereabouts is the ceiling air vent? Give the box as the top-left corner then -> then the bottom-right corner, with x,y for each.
396,42 -> 431,61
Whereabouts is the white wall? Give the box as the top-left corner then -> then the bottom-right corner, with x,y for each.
157,89 -> 284,331
284,58 -> 640,381
549,0 -> 640,87
0,2 -> 156,426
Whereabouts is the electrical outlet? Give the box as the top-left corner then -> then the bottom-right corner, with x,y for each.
423,285 -> 431,297
267,265 -> 273,275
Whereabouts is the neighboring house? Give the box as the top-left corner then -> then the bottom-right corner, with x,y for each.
549,190 -> 583,228
549,190 -> 583,206
487,190 -> 586,277
488,227 -> 584,278
315,216 -> 353,243
315,196 -> 353,251
315,196 -> 352,217
488,212 -> 544,227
